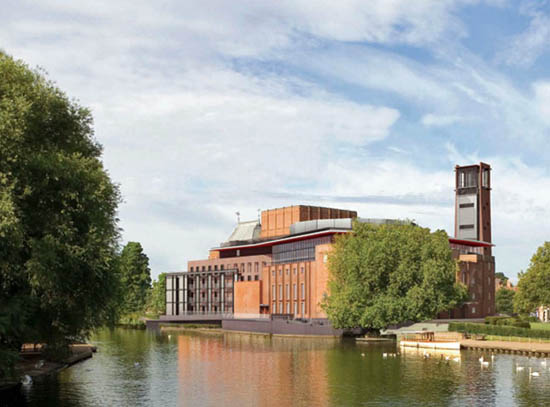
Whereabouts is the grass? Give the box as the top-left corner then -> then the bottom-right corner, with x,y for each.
531,322 -> 550,331
484,335 -> 550,343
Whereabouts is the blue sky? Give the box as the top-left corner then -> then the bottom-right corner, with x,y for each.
2,0 -> 550,281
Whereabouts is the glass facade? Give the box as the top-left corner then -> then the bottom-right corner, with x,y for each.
272,236 -> 332,264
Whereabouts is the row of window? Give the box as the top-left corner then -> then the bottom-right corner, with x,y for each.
271,266 -> 305,278
189,262 -> 266,273
272,283 -> 305,302
272,301 -> 306,315
272,236 -> 332,264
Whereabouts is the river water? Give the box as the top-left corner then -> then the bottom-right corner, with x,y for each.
4,328 -> 550,406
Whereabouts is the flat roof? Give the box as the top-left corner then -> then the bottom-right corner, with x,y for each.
212,229 -> 347,251
212,230 -> 494,252
448,237 -> 494,247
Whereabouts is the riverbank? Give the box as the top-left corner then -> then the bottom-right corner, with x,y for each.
461,339 -> 550,356
0,344 -> 96,394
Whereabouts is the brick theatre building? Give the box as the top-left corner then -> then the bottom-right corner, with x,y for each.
164,163 -> 496,324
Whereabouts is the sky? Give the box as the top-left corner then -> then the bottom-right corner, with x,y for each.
2,0 -> 550,282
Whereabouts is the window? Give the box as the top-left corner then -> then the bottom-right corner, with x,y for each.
301,283 -> 305,299
255,263 -> 259,273
214,265 -> 218,271
286,268 -> 289,275
301,302 -> 305,315
190,267 -> 194,272
279,269 -> 282,276
272,236 -> 332,264
272,302 -> 276,312
482,169 -> 489,188
202,266 -> 206,272
279,284 -> 283,299
300,267 -> 304,274
272,270 -> 275,278
220,265 -> 224,270
294,302 -> 298,316
286,284 -> 289,298
286,303 -> 290,314
293,268 -> 297,275
279,303 -> 283,313
254,275 -> 259,281
293,284 -> 297,299
208,266 -> 211,271
272,285 -> 276,300
472,307 -> 476,314
236,249 -> 240,256
247,276 -> 251,281
247,263 -> 251,273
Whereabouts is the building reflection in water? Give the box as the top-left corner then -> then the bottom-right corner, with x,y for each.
176,332 -> 335,406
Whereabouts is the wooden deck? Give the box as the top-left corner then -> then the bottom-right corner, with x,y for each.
461,339 -> 550,357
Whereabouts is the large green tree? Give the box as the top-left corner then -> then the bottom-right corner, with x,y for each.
147,273 -> 166,317
514,242 -> 550,314
118,242 -> 151,316
0,52 -> 120,368
323,222 -> 468,330
495,288 -> 515,315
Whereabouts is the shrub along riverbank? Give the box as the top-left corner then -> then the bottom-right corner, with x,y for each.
450,322 -> 550,340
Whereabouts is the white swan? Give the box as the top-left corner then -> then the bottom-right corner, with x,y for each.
382,353 -> 387,358
529,367 -> 540,377
453,357 -> 460,363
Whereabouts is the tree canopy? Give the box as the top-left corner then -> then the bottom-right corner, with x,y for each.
514,242 -> 550,315
323,222 -> 468,330
495,288 -> 515,315
0,51 -> 120,369
118,242 -> 151,316
495,272 -> 509,284
147,273 -> 166,318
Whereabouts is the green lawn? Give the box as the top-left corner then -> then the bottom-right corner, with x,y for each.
531,322 -> 550,331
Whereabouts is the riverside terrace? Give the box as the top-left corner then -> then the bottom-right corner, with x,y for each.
148,163 -> 496,334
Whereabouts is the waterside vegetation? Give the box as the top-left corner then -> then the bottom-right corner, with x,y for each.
323,221 -> 468,330
0,51 -> 121,380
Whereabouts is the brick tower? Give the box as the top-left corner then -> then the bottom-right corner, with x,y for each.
454,162 -> 492,255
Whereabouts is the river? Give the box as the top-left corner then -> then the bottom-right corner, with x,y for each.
4,328 -> 550,406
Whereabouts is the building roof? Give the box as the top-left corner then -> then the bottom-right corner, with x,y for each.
222,220 -> 261,247
448,237 -> 494,247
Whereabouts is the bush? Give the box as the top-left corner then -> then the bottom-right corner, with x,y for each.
484,316 -> 530,328
450,322 -> 550,339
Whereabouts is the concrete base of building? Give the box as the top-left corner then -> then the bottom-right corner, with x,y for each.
222,318 -> 344,336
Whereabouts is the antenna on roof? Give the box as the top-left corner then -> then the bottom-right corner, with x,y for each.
235,211 -> 240,223
257,209 -> 261,222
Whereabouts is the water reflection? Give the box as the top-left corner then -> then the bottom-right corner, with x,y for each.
5,329 -> 550,407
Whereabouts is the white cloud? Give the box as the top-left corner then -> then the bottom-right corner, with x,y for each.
533,81 -> 550,125
498,4 -> 550,67
1,0 -> 548,283
421,114 -> 463,127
